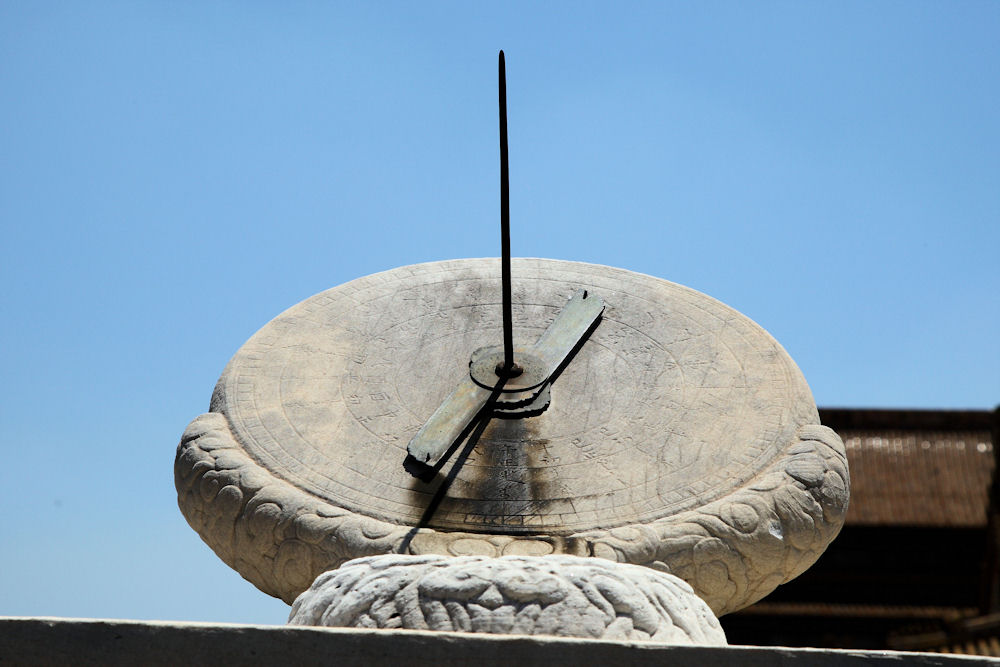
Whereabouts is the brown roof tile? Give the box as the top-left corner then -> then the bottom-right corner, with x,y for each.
737,601 -> 974,620
840,429 -> 994,527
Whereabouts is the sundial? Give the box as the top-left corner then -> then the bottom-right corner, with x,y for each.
176,52 -> 849,641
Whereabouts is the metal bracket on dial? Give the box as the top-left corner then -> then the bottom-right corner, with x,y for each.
406,289 -> 604,466
470,347 -> 547,399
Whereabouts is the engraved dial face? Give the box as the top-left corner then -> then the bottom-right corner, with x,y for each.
213,258 -> 818,535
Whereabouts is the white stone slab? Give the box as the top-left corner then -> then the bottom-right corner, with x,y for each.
2,618 -> 993,666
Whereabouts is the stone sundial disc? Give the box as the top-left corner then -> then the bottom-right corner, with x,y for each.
176,258 -> 849,615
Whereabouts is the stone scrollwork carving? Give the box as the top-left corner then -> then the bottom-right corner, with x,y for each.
287,554 -> 727,644
580,424 -> 849,614
175,412 -> 848,616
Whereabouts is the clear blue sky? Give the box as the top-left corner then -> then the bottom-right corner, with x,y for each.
1,2 -> 997,625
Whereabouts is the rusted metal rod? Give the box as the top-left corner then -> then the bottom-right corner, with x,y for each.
498,50 -> 514,376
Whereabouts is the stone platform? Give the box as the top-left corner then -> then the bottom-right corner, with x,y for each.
2,617 -> 996,666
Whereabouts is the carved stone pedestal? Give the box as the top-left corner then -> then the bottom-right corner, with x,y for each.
288,554 -> 727,645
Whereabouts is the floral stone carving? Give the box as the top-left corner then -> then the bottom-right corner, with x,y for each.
288,554 -> 727,644
175,412 -> 847,616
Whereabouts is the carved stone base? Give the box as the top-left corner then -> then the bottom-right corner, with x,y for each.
288,554 -> 727,645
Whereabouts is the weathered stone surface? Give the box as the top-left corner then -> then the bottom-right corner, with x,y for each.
2,618 -> 993,666
175,259 -> 850,615
288,554 -> 726,644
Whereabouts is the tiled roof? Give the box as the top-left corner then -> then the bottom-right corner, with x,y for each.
889,612 -> 1000,655
819,409 -> 997,528
739,603 -> 1000,655
937,637 -> 1000,657
842,429 -> 994,527
739,601 -> 974,620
